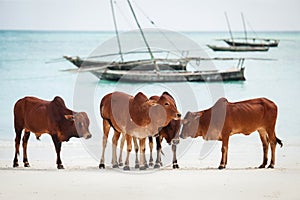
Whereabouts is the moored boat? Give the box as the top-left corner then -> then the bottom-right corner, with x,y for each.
90,67 -> 246,82
207,44 -> 269,52
64,2 -> 246,83
64,56 -> 246,82
223,38 -> 279,47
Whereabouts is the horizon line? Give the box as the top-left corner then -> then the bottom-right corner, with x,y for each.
1,28 -> 300,33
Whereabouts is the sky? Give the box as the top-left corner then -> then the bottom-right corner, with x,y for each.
0,0 -> 299,31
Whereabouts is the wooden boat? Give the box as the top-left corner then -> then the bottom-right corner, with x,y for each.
207,44 -> 269,52
64,2 -> 246,82
223,38 -> 279,47
86,67 -> 245,82
216,13 -> 279,49
64,56 -> 246,82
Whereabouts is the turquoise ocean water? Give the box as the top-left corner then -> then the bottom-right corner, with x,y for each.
0,30 -> 300,144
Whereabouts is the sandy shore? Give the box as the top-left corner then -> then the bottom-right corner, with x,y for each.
1,135 -> 300,200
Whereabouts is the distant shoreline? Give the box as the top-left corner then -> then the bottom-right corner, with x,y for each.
1,29 -> 300,34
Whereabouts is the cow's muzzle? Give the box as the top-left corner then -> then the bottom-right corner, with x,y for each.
179,134 -> 186,139
174,113 -> 181,120
84,132 -> 92,139
171,138 -> 180,145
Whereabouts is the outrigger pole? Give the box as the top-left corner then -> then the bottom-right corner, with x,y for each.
110,0 -> 124,62
127,0 -> 159,71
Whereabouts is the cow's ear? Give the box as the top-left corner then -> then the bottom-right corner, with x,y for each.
134,92 -> 148,103
65,115 -> 74,121
162,92 -> 175,101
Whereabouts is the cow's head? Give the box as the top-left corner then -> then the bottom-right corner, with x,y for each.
65,112 -> 92,139
152,92 -> 181,127
180,111 -> 202,139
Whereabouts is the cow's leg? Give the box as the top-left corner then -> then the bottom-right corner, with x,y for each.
143,138 -> 148,169
154,136 -> 162,168
133,137 -> 139,168
51,135 -> 64,169
219,136 -> 229,169
22,131 -> 30,167
148,136 -> 154,167
111,130 -> 121,168
172,144 -> 179,169
13,128 -> 22,168
258,129 -> 269,168
139,138 -> 147,170
123,134 -> 132,171
99,119 -> 110,169
118,134 -> 126,167
143,150 -> 149,168
267,129 -> 277,169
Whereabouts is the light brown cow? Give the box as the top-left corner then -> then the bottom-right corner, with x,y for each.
118,95 -> 181,170
180,97 -> 282,169
99,91 -> 181,170
118,118 -> 181,170
13,96 -> 92,169
148,95 -> 181,169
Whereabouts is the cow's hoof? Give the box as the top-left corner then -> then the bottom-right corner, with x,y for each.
135,164 -> 139,169
154,163 -> 161,169
267,164 -> 274,169
149,162 -> 154,167
144,163 -> 149,168
123,166 -> 130,171
13,163 -> 19,168
139,166 -> 147,170
112,164 -> 119,168
119,162 -> 123,167
173,164 -> 179,169
24,162 -> 30,167
218,165 -> 225,170
57,164 -> 64,169
258,164 -> 266,169
99,164 -> 105,169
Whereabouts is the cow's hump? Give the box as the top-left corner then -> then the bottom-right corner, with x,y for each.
50,96 -> 72,122
133,92 -> 148,104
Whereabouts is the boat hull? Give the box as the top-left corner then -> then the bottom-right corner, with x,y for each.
90,68 -> 245,82
207,45 -> 269,52
223,39 -> 279,47
64,56 -> 246,82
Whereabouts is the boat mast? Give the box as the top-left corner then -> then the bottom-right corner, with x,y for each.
110,0 -> 124,62
241,13 -> 248,42
127,0 -> 159,71
225,12 -> 235,46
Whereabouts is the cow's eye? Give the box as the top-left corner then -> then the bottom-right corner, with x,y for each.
165,102 -> 170,106
78,122 -> 83,129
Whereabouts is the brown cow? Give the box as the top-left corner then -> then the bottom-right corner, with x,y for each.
118,119 -> 181,169
13,96 -> 92,169
148,95 -> 181,169
180,97 -> 283,169
149,119 -> 181,169
99,91 -> 181,170
118,95 -> 181,169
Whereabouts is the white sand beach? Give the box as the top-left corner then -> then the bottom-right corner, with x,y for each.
1,135 -> 300,200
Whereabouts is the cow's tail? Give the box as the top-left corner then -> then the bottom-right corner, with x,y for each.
276,137 -> 283,148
